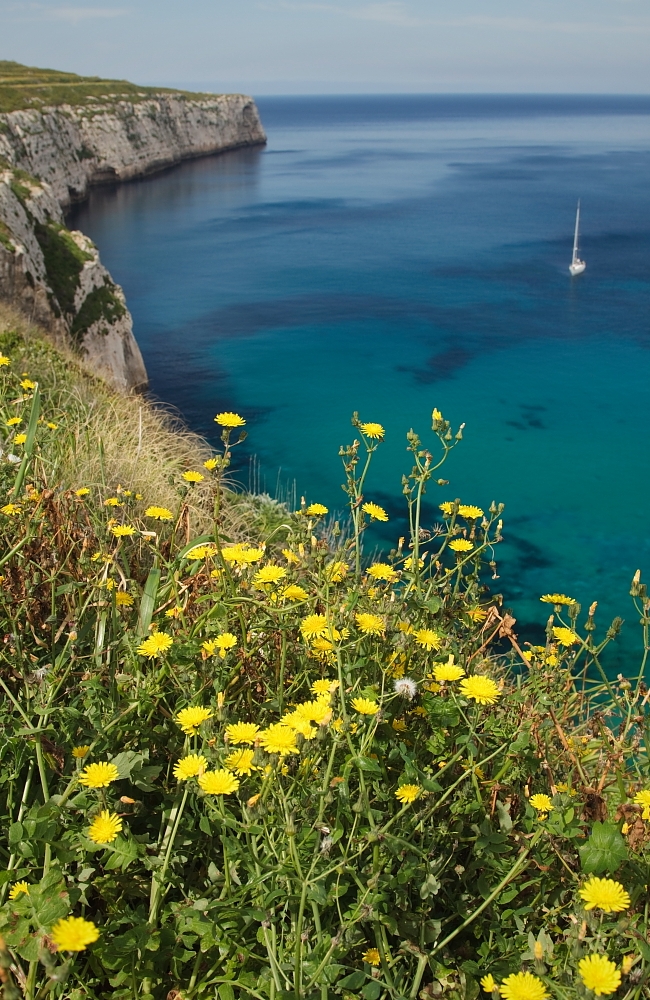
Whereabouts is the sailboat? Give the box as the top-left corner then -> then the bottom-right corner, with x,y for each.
569,200 -> 586,276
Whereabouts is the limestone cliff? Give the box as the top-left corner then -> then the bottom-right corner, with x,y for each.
0,66 -> 266,392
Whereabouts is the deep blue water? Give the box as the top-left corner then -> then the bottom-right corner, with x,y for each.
69,95 -> 650,664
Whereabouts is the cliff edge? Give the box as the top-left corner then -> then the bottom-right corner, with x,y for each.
0,62 -> 266,392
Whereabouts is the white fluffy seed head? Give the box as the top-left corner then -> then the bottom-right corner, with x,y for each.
394,677 -> 417,700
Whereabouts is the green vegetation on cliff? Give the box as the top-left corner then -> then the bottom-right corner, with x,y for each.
0,61 -> 221,114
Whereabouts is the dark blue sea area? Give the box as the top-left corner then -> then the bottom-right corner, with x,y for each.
68,94 -> 650,667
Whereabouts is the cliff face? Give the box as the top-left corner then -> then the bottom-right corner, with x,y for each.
0,89 -> 266,391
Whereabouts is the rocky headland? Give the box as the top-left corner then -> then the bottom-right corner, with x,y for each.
0,62 -> 266,392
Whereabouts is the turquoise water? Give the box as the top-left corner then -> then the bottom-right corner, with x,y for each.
68,95 -> 650,663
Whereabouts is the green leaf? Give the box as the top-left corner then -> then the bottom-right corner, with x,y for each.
362,982 -> 382,1000
579,821 -> 628,874
8,822 -> 23,846
339,972 -> 367,990
103,836 -> 140,871
218,985 -> 235,1000
137,567 -> 160,638
353,755 -> 382,773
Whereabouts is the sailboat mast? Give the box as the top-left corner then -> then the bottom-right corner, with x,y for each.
572,200 -> 580,263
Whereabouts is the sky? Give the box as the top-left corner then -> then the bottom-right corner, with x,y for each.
2,0 -> 650,94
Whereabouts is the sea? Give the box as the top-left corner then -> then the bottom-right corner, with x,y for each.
68,94 -> 650,667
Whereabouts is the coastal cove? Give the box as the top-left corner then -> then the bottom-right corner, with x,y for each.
69,94 -> 650,660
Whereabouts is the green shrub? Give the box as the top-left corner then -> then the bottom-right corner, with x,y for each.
70,282 -> 126,344
0,345 -> 649,1000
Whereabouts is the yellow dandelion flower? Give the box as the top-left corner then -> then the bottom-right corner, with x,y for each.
198,769 -> 240,795
283,711 -> 317,739
311,679 -> 334,695
72,745 -> 90,759
282,548 -> 300,564
459,675 -> 501,705
0,355 -> 10,366
404,555 -> 424,570
87,810 -> 123,844
104,497 -> 122,507
579,877 -> 630,913
8,881 -> 29,900
13,434 -> 26,445
449,538 -> 474,553
144,506 -> 174,521
225,722 -> 260,745
481,975 -> 497,994
110,525 -> 136,537
165,606 -> 183,618
1,503 -> 22,516
221,544 -> 264,565
529,794 -> 554,812
6,417 -> 21,426
175,706 -> 213,735
578,955 -> 621,997
182,470 -> 204,483
553,626 -> 579,647
467,607 -> 488,622
173,754 -> 208,780
499,972 -> 548,1000
434,661 -> 465,681
211,632 -> 238,658
352,697 -> 379,715
621,955 -> 636,976
225,749 -> 258,775
115,592 -> 134,607
137,632 -> 173,658
74,487 -> 90,497
415,628 -> 441,651
215,412 -> 246,427
301,614 -> 329,639
540,593 -> 576,606
355,612 -> 384,635
253,565 -> 287,586
47,422 -> 58,430
458,504 -> 484,519
283,584 -> 309,601
305,503 -> 328,515
20,379 -> 36,391
78,761 -> 119,788
634,789 -> 650,819
367,562 -> 398,582
51,916 -> 99,952
295,697 -> 332,725
362,501 -> 389,522
203,457 -> 218,470
362,947 -> 381,965
395,784 -> 421,804
325,560 -> 349,582
259,724 -> 299,756
186,544 -> 217,559
359,422 -> 385,439
439,501 -> 456,515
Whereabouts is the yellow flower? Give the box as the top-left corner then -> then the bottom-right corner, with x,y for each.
283,584 -> 309,601
311,679 -> 334,695
253,565 -> 287,586
295,697 -> 332,725
215,412 -> 246,427
458,504 -> 484,519
51,916 -> 99,952
362,947 -> 381,965
87,810 -> 123,844
225,722 -> 260,745
578,955 -> 621,997
13,433 -> 26,445
221,544 -> 264,565
0,354 -> 9,366
359,422 -> 385,439
110,525 -> 136,537
104,497 -> 122,507
144,506 -> 174,520
20,379 -> 36,390
553,626 -> 579,647
352,697 -> 379,716
305,503 -> 328,515
449,539 -> 474,553
72,745 -> 90,759
395,784 -> 421,804
6,417 -> 20,426
301,614 -> 329,640
47,422 -> 58,430
74,487 -> 90,497
481,976 -> 497,994
258,724 -> 299,756
579,877 -> 630,913
198,769 -> 240,795
173,754 -> 208,780
282,548 -> 300,564
1,503 -> 22,516
78,761 -> 120,788
182,470 -> 204,483
499,973 -> 548,1000
137,633 -> 173,658
204,457 -> 218,470
367,563 -> 398,582
439,501 -> 456,515
283,711 -> 317,739
529,794 -> 554,812
8,881 -> 29,900
434,661 -> 465,682
467,607 -> 488,622
404,556 -> 424,570
115,592 -> 134,607
176,706 -> 213,735
459,675 -> 501,705
355,612 -> 384,636
362,501 -> 388,522
186,545 -> 217,559
225,749 -> 258,775
540,593 -> 576,606
415,628 -> 441,651
165,606 -> 183,618
325,560 -> 349,582
634,789 -> 650,819
621,955 -> 636,976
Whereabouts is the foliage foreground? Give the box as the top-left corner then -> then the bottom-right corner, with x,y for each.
1,346 -> 650,1000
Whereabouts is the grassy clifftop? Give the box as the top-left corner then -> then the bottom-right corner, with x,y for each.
0,60 -> 220,114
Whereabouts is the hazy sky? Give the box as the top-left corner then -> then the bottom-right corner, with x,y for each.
2,0 -> 650,94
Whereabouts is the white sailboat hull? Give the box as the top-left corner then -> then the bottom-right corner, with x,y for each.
569,260 -> 586,276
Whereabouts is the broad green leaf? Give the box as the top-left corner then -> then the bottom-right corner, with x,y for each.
579,821 -> 628,874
